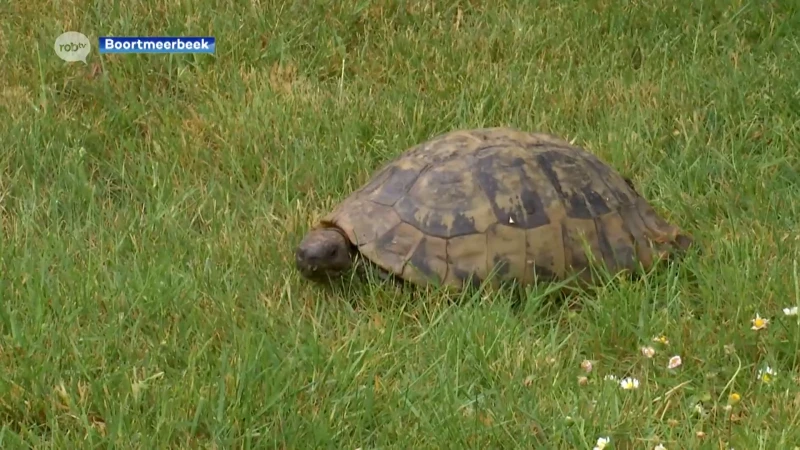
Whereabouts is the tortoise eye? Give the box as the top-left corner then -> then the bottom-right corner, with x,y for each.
327,247 -> 338,258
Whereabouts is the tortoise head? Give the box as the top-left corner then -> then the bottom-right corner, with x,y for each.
295,226 -> 355,282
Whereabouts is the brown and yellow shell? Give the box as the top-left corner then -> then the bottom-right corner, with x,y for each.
319,127 -> 692,289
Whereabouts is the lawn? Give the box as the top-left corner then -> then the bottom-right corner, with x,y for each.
2,0 -> 799,448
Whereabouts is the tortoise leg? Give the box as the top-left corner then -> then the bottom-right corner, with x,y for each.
355,255 -> 406,288
372,264 -> 400,284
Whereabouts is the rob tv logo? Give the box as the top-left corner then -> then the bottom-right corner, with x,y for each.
54,31 -> 91,63
59,42 -> 88,52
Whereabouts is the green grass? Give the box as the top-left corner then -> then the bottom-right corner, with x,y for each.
2,0 -> 800,448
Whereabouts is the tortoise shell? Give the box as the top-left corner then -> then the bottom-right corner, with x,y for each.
314,127 -> 692,288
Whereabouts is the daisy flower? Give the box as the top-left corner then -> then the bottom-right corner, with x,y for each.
758,366 -> 776,384
751,313 -> 769,331
594,436 -> 610,450
693,403 -> 706,416
620,377 -> 640,390
652,335 -> 669,345
641,346 -> 655,358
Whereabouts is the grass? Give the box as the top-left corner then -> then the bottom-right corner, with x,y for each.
1,0 -> 799,448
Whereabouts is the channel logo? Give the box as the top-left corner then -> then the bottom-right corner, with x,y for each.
54,31 -> 91,63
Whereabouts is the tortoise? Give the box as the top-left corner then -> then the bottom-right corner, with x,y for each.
295,127 -> 693,290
